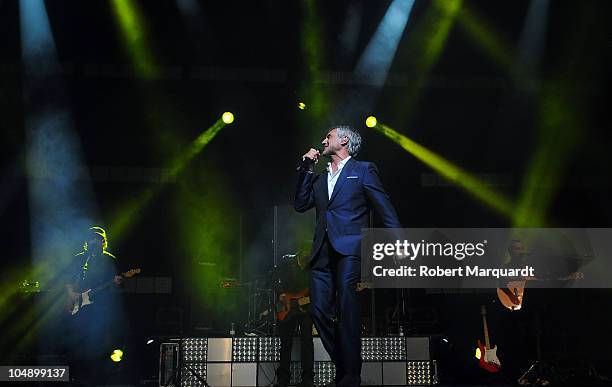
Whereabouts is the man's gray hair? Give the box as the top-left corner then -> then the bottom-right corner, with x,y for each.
334,125 -> 362,156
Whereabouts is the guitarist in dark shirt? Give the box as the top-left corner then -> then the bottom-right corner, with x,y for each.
274,252 -> 314,387
65,227 -> 124,383
66,227 -> 123,311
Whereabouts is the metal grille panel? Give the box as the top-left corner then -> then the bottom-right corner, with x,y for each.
384,337 -> 406,361
289,361 -> 303,385
406,360 -> 433,385
362,337 -> 383,361
258,337 -> 280,362
182,338 -> 208,362
313,362 -> 335,386
233,337 -> 258,362
180,362 -> 207,387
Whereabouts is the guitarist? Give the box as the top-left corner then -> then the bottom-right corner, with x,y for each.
66,227 -> 123,307
274,252 -> 314,387
64,226 -> 124,383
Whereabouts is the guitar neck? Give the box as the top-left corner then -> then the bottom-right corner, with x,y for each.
90,279 -> 115,295
482,313 -> 491,349
89,270 -> 132,294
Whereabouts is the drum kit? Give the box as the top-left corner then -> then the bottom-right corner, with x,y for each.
221,253 -> 299,336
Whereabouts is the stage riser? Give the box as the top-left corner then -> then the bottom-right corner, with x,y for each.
161,337 -> 436,386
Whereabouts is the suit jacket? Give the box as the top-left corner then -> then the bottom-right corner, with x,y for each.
294,157 -> 401,260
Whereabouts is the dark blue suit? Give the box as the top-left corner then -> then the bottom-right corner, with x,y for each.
295,157 -> 401,386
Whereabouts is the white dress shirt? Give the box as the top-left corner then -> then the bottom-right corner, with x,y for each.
327,156 -> 351,200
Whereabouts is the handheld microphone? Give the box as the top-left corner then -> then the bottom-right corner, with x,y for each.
296,147 -> 323,171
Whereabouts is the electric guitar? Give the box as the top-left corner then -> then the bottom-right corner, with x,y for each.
277,288 -> 310,321
276,281 -> 372,320
497,280 -> 526,311
69,268 -> 141,315
266,283 -> 372,321
476,305 -> 501,373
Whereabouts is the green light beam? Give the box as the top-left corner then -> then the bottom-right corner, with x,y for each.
110,0 -> 158,78
456,4 -> 517,75
421,0 -> 462,71
110,118 -> 230,241
512,85 -> 581,228
167,119 -> 227,180
513,3 -> 602,227
299,0 -> 330,144
391,0 -> 462,124
370,120 -> 516,218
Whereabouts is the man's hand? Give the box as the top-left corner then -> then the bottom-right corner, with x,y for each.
114,275 -> 123,286
302,148 -> 320,164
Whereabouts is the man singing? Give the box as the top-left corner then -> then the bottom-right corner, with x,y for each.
294,125 -> 402,386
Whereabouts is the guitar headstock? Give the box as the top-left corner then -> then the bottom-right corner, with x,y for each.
356,282 -> 373,292
123,268 -> 141,278
480,305 -> 487,316
220,280 -> 238,288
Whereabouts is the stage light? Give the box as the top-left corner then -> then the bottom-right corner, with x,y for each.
365,116 -> 377,128
110,349 -> 124,362
456,5 -> 514,73
19,0 -> 102,355
146,339 -> 154,345
110,115 -> 230,239
222,112 -> 234,124
299,0 -> 331,143
389,0 -> 461,125
510,0 -> 555,228
111,0 -> 157,77
298,102 -> 307,110
355,0 -> 416,87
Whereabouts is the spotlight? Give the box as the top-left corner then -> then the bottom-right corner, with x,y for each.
365,116 -> 377,128
298,102 -> 307,110
355,0 -> 416,88
222,112 -> 234,124
146,339 -> 154,345
110,349 -> 124,362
